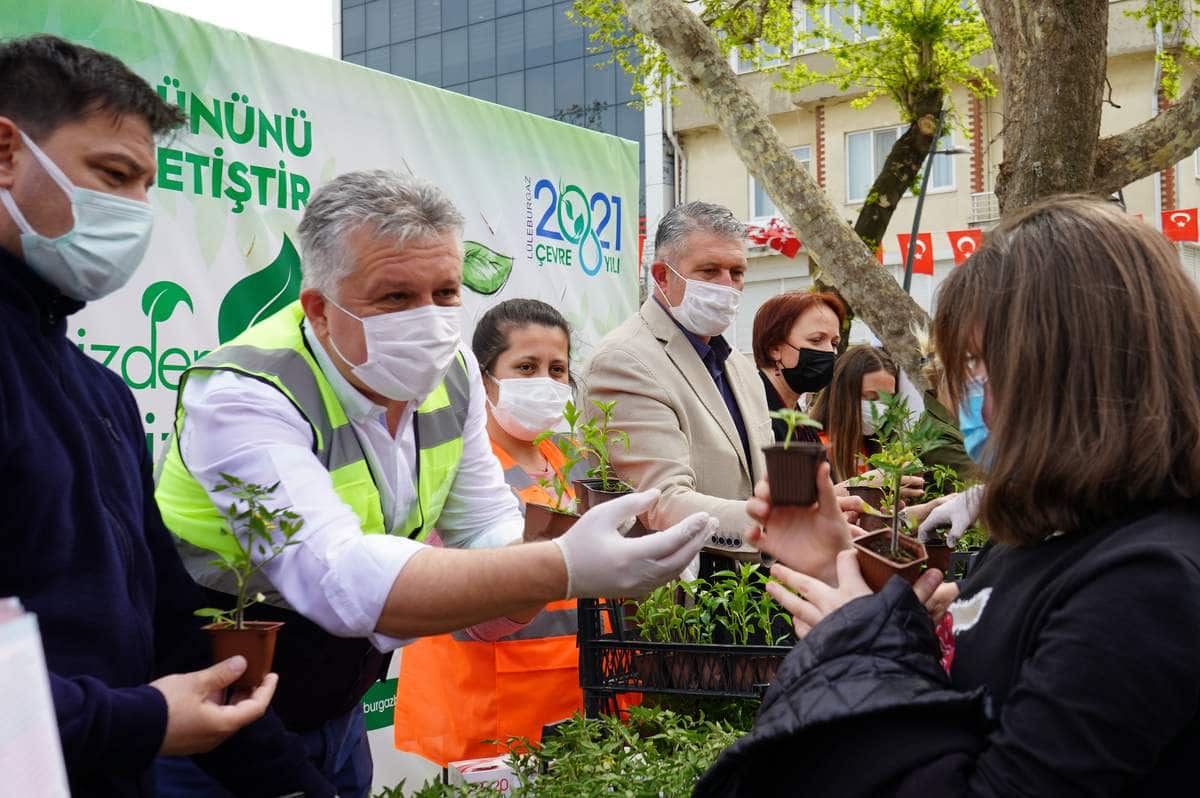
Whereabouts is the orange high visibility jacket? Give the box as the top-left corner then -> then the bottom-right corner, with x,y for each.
392,437 -> 585,765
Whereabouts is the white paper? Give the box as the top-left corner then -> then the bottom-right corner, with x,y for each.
0,604 -> 71,797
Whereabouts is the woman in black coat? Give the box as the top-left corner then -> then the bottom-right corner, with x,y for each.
697,197 -> 1200,797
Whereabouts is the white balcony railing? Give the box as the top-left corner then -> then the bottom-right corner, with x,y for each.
970,192 -> 1000,227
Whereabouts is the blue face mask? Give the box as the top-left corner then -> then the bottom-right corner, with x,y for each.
958,376 -> 990,465
0,130 -> 154,301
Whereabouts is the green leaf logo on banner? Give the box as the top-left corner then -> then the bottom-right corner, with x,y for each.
218,234 -> 302,343
462,240 -> 514,295
142,281 -> 194,324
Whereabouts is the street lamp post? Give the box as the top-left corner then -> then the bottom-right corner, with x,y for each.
901,113 -> 970,294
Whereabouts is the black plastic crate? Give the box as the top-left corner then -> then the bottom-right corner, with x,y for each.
577,597 -> 792,717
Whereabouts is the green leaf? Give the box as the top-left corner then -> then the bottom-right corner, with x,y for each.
461,240 -> 514,295
565,198 -> 576,219
217,234 -> 302,343
573,214 -> 586,238
141,281 -> 193,324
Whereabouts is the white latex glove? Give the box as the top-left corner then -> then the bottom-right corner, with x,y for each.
552,488 -> 715,598
917,484 -> 984,546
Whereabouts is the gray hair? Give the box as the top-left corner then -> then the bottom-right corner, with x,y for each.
653,200 -> 746,263
297,170 -> 465,297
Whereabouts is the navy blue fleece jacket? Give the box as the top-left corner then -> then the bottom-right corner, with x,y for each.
0,246 -> 334,797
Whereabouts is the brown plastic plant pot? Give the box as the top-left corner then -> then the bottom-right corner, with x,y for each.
573,478 -> 652,537
845,485 -> 888,532
523,502 -> 579,542
203,621 -> 284,689
762,442 -> 827,506
922,525 -> 954,573
853,530 -> 929,593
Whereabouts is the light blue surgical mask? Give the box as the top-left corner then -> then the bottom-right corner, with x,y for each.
958,375 -> 990,465
0,130 -> 154,301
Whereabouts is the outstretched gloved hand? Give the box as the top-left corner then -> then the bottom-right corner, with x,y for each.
917,484 -> 984,547
553,488 -> 715,598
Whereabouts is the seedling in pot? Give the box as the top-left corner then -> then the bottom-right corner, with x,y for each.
762,409 -> 826,505
193,475 -> 302,687
854,391 -> 948,590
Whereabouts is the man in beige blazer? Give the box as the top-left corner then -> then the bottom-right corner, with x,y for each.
581,202 -> 771,559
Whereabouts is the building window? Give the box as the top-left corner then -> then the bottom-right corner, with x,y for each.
846,126 -> 953,204
750,146 -> 812,219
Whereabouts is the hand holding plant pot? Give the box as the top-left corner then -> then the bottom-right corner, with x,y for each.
193,475 -> 302,688
767,550 -> 945,638
762,409 -> 826,505
745,461 -> 853,587
852,391 -> 948,591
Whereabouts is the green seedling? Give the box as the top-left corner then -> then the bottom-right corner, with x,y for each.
768,407 -> 823,449
193,475 -> 302,630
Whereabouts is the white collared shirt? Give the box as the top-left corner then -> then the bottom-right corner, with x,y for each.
176,320 -> 524,651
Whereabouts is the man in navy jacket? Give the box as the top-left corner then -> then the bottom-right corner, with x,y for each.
0,35 -> 334,797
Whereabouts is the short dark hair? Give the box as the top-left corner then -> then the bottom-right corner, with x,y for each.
0,34 -> 184,140
935,195 -> 1200,544
472,299 -> 572,375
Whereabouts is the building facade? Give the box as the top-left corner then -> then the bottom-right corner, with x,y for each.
334,0 -> 652,217
664,0 -> 1200,350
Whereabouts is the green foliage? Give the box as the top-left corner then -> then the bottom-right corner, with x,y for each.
634,564 -> 794,646
580,399 -> 631,491
533,400 -> 588,513
1126,0 -> 1200,100
193,475 -> 303,630
375,707 -> 747,797
864,390 -> 946,554
768,407 -> 822,449
572,0 -> 994,128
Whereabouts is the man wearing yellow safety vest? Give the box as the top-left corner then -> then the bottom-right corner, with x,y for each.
153,170 -> 715,798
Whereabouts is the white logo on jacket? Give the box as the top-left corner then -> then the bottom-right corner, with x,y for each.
948,587 -> 992,635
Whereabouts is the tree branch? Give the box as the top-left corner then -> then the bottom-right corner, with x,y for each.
1091,75 -> 1200,197
621,0 -> 930,388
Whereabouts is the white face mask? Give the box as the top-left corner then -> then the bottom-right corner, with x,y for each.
658,261 -> 741,337
861,400 -> 886,435
488,375 -> 573,441
325,299 -> 462,402
0,130 -> 154,301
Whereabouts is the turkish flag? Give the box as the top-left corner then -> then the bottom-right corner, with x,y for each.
1162,209 -> 1199,242
897,232 -> 934,275
947,229 -> 983,265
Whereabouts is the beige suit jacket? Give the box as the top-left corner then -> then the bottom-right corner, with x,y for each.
580,297 -> 772,536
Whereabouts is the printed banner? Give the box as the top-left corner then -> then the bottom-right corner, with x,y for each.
4,0 -> 640,463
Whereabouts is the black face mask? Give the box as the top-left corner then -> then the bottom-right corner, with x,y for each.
779,346 -> 835,394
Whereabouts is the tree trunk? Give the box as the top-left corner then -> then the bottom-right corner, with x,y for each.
623,0 -> 931,388
981,0 -> 1109,212
853,106 -> 942,250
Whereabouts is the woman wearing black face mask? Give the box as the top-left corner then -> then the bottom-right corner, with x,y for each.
752,291 -> 844,443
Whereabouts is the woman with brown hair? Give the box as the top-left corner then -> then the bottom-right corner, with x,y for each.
811,345 -> 899,482
752,290 -> 845,444
696,196 -> 1200,796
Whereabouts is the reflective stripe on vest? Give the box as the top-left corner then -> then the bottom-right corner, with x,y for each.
449,603 -> 577,643
156,301 -> 469,575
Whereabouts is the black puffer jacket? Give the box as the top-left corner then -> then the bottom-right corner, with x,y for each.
697,506 -> 1200,797
694,578 -> 992,798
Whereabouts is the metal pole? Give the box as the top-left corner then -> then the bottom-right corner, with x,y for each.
902,112 -> 944,294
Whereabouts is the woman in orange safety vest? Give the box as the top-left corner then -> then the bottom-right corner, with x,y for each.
393,298 -> 589,765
